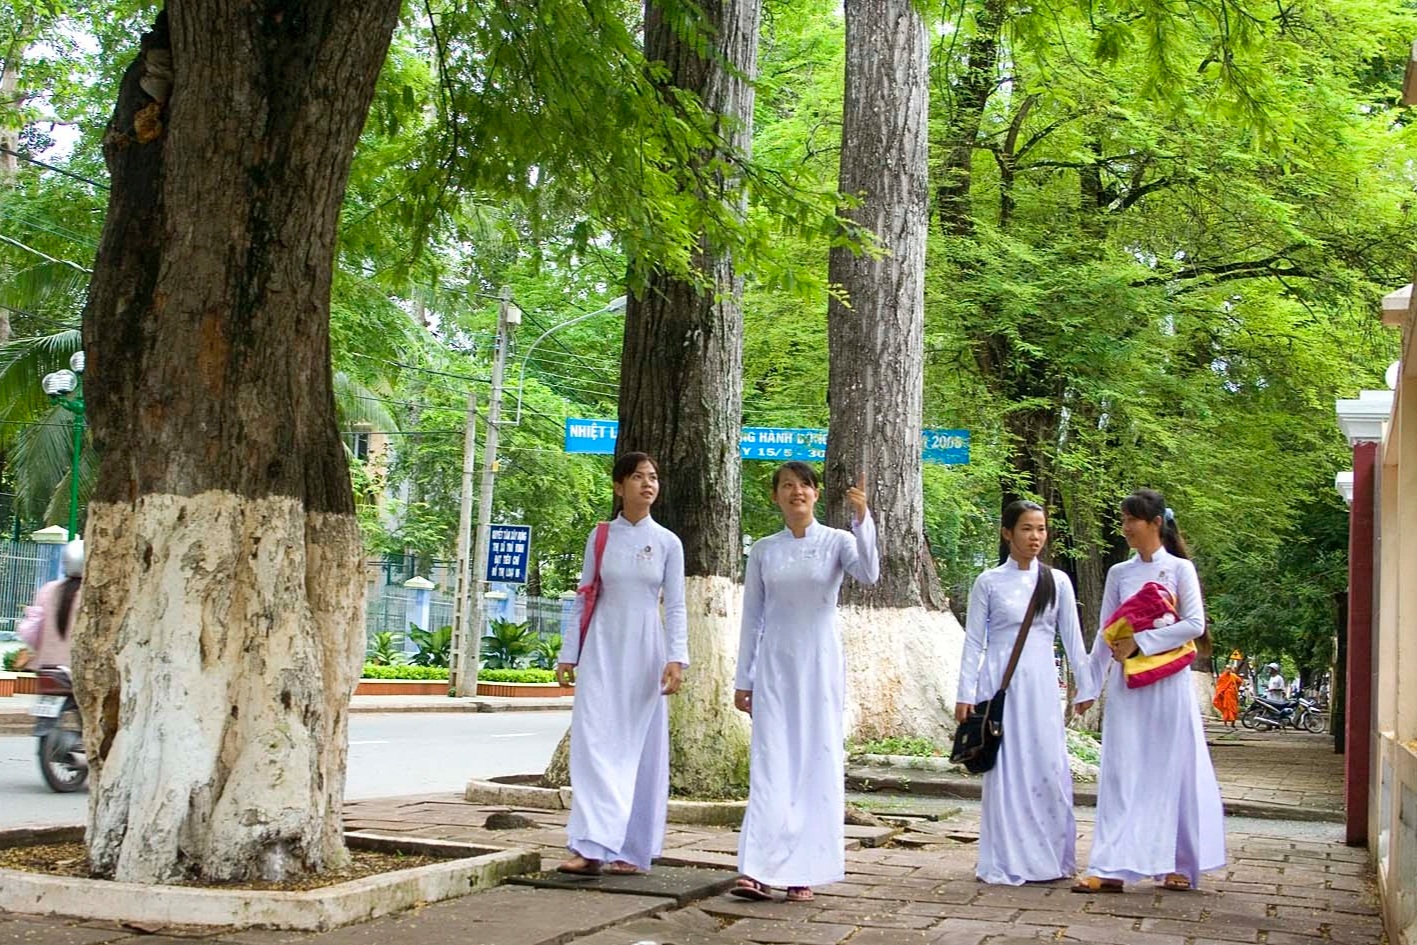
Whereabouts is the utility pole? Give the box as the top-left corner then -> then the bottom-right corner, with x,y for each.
450,391 -> 478,696
466,286 -> 518,677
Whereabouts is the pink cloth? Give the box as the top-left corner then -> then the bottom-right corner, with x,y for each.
25,579 -> 80,669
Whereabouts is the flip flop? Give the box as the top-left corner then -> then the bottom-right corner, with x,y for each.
1070,876 -> 1124,894
556,857 -> 602,876
604,861 -> 641,875
1161,874 -> 1192,891
729,877 -> 774,901
785,886 -> 814,902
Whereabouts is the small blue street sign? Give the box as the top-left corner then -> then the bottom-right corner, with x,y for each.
487,524 -> 531,583
563,418 -> 620,454
564,418 -> 970,465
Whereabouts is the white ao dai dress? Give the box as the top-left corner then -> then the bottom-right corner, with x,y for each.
1078,548 -> 1225,886
957,559 -> 1092,884
558,514 -> 688,870
734,514 -> 879,888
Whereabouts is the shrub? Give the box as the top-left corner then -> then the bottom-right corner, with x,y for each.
848,736 -> 943,758
530,635 -> 562,670
477,668 -> 557,684
2,647 -> 31,672
481,619 -> 537,669
408,624 -> 452,668
361,663 -> 450,680
365,631 -> 404,666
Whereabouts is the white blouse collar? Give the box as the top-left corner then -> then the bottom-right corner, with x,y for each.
614,513 -> 655,530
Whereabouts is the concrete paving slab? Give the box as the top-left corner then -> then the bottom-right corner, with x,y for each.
716,918 -> 855,944
508,865 -> 738,906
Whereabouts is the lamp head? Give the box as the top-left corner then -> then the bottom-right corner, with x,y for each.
69,350 -> 86,374
42,370 -> 78,397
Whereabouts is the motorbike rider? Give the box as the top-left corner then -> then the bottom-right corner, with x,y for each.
1264,663 -> 1289,705
19,539 -> 84,672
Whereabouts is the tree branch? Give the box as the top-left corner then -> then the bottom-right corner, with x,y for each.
1131,246 -> 1312,288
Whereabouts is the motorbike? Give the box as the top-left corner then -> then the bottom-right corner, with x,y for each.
1240,693 -> 1326,734
31,666 -> 88,792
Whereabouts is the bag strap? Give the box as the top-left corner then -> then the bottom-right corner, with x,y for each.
997,566 -> 1049,695
577,522 -> 612,651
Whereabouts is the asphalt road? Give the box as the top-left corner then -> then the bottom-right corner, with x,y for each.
0,710 -> 571,829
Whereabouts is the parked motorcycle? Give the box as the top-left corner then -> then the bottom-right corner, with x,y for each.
32,666 -> 87,792
1240,693 -> 1326,734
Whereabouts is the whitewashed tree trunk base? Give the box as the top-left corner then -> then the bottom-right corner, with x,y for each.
668,576 -> 750,797
840,605 -> 964,745
1194,669 -> 1218,720
75,494 -> 365,884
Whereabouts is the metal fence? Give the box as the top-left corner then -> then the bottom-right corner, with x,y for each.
0,540 -> 64,640
361,554 -> 566,651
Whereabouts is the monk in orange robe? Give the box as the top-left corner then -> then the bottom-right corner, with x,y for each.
1213,664 -> 1241,726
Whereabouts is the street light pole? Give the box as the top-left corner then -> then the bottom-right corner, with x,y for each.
510,295 -> 626,426
466,287 -> 519,676
42,350 -> 86,540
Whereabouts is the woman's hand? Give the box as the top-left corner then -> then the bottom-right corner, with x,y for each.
555,662 -> 577,686
734,689 -> 753,716
846,473 -> 869,521
661,662 -> 684,695
954,701 -> 974,724
1108,636 -> 1139,663
1073,699 -> 1095,716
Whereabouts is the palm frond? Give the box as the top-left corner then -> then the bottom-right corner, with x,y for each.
42,444 -> 97,531
0,263 -> 87,326
11,403 -> 83,524
334,370 -> 399,432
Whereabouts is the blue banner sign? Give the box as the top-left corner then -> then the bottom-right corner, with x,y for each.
487,524 -> 532,583
564,418 -> 969,465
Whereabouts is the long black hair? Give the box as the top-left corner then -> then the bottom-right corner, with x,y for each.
55,576 -> 81,640
1121,488 -> 1191,559
999,499 -> 1056,613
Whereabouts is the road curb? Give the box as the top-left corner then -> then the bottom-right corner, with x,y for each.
348,701 -> 570,714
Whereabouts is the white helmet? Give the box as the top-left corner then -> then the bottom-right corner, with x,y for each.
61,539 -> 84,578
1267,662 -> 1280,671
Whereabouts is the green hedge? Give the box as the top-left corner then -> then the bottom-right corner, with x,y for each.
361,664 -> 450,680
359,664 -> 558,684
477,668 -> 557,684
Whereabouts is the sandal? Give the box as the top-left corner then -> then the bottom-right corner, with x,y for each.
785,886 -> 814,902
1070,876 -> 1124,894
556,855 -> 602,876
729,877 -> 774,901
1161,873 -> 1192,891
604,861 -> 641,875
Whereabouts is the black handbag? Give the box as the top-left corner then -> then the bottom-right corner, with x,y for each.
949,572 -> 1047,774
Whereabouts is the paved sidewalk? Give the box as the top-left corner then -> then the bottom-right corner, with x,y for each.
0,714 -> 1379,945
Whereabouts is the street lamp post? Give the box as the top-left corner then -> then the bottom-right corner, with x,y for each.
510,295 -> 626,426
41,350 -> 86,540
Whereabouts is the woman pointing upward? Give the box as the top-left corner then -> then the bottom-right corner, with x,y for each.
732,464 -> 879,903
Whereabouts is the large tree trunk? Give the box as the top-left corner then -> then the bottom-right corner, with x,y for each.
826,0 -> 962,743
73,3 -> 399,884
827,0 -> 935,611
545,0 -> 758,798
